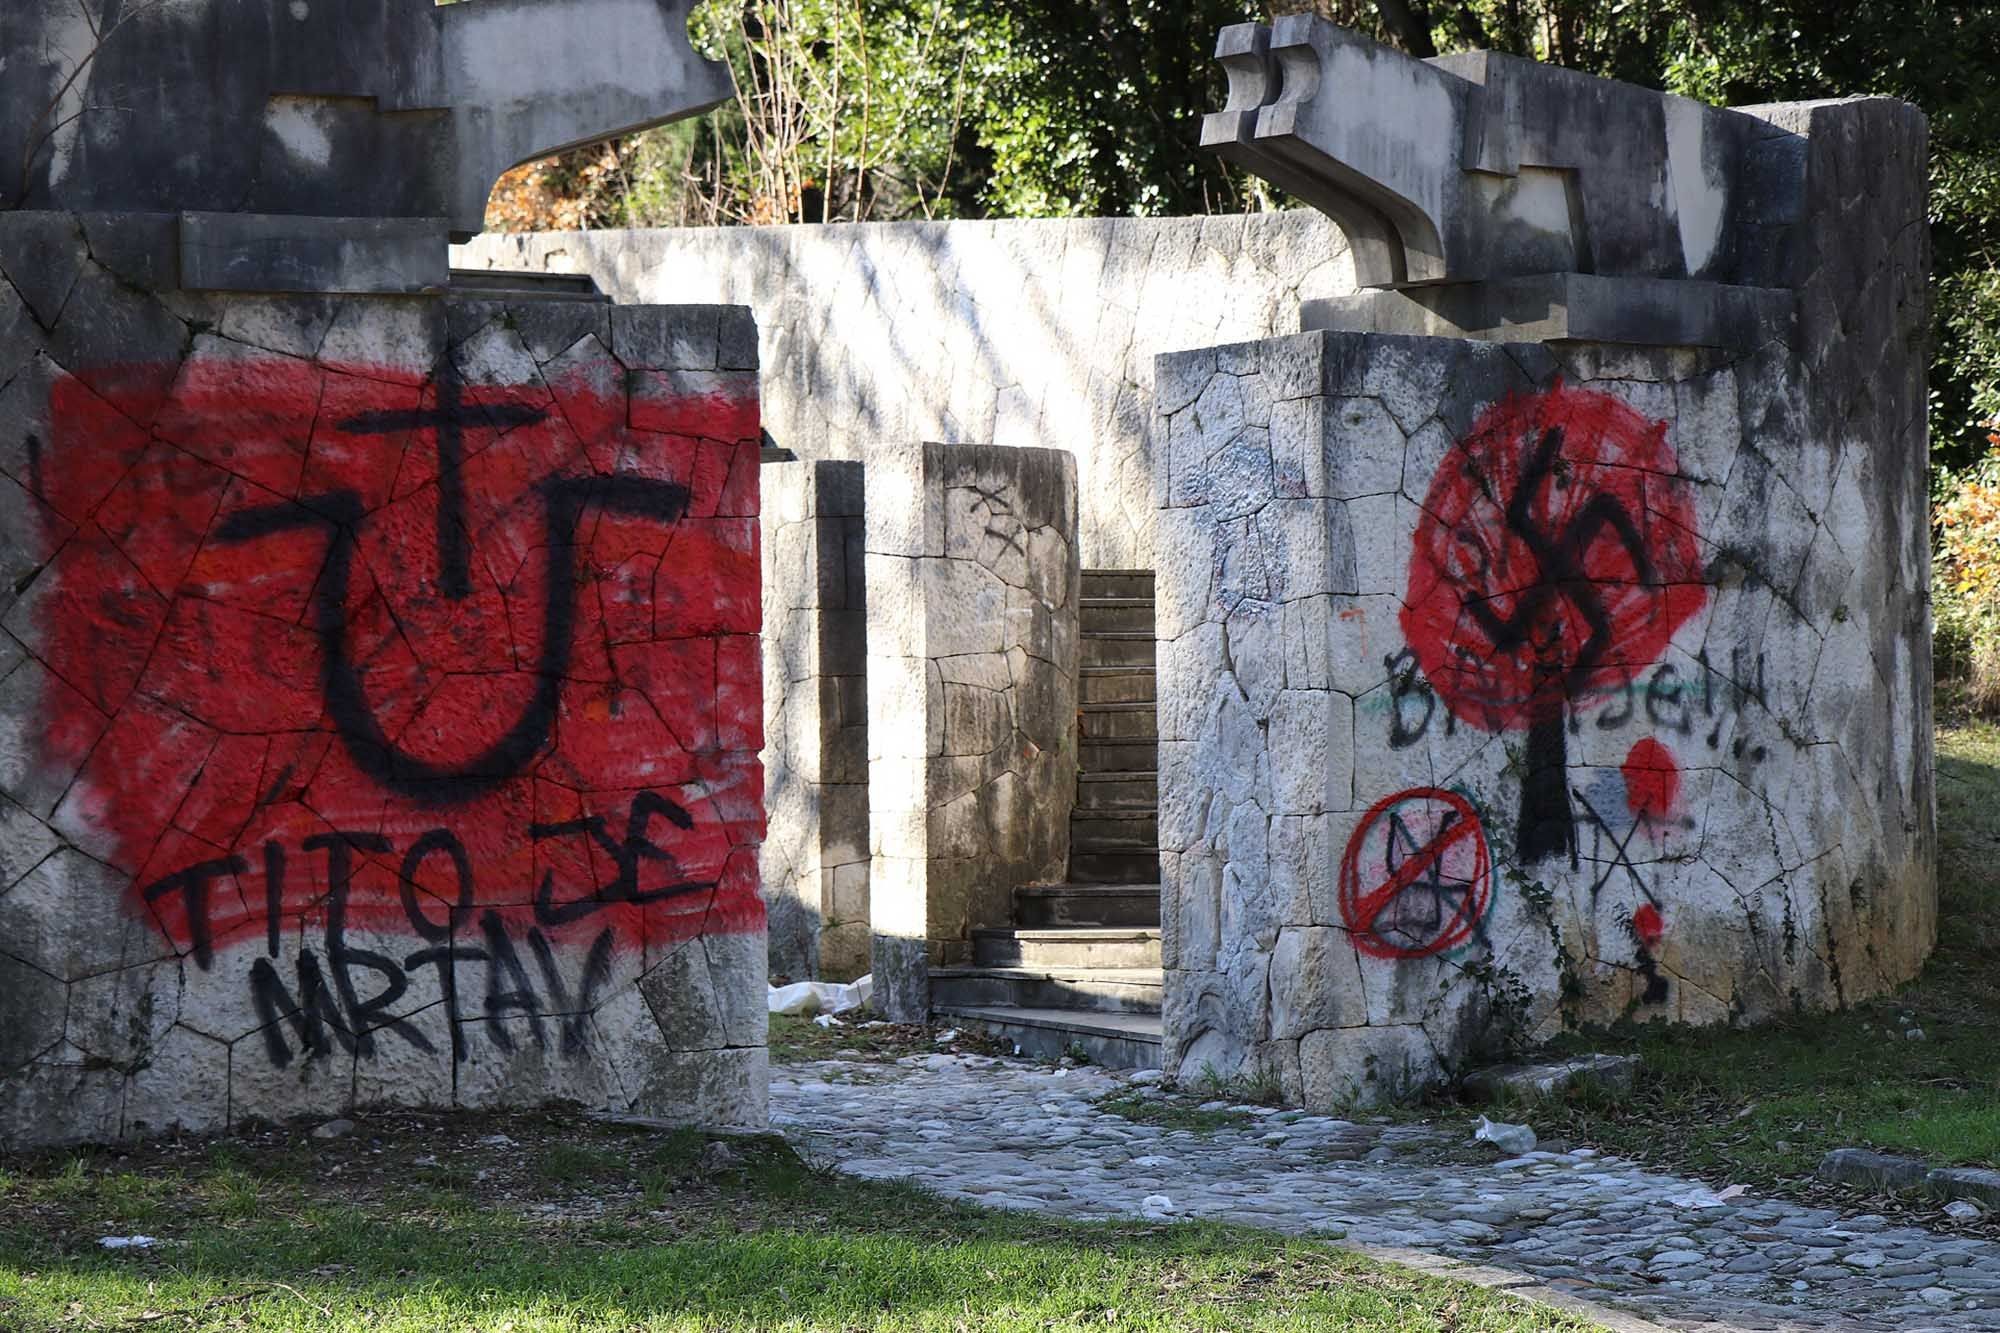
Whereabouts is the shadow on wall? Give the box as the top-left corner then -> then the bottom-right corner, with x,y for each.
458,213 -> 1355,570
760,458 -> 870,983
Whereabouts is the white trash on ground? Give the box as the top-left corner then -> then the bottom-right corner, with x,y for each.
811,1013 -> 844,1029
1471,1115 -> 1537,1154
768,974 -> 873,1016
1140,1193 -> 1177,1218
98,1236 -> 160,1250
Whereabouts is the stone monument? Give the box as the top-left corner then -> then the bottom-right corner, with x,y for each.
0,0 -> 768,1147
1156,16 -> 1933,1105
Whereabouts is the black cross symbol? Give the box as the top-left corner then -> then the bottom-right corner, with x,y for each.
336,360 -> 549,600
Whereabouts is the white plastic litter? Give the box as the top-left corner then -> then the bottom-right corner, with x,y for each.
934,1028 -> 960,1043
811,1013 -> 844,1029
1664,1187 -> 1732,1209
98,1236 -> 160,1250
1946,1199 -> 1985,1220
1140,1194 -> 1176,1216
768,974 -> 873,1016
1471,1115 -> 1537,1154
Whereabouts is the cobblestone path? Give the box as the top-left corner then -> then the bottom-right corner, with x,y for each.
773,1055 -> 2000,1333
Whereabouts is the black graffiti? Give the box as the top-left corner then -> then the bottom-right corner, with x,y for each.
528,788 -> 708,926
1572,789 -> 1661,905
140,855 -> 245,971
1387,644 -> 1772,754
216,474 -> 690,806
1464,428 -> 1654,698
140,791 -> 711,1069
334,360 -> 547,600
1490,428 -> 1654,863
1385,648 -> 1439,748
215,361 -> 692,807
1588,645 -> 1768,753
1573,792 -> 1671,1006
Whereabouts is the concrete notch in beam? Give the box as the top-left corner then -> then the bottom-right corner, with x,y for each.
1202,15 -> 1805,293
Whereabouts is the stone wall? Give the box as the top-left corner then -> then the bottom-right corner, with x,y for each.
761,459 -> 870,982
0,214 -> 769,1146
867,444 -> 1079,1021
458,212 -> 1356,981
458,213 -> 1354,570
1153,98 -> 1934,1107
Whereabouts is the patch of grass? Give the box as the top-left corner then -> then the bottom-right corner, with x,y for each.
1096,1088 -> 1259,1133
1529,721 -> 2000,1204
532,1141 -> 628,1188
0,1111 -> 1596,1333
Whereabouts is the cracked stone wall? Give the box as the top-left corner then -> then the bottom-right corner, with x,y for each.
457,213 -> 1356,571
761,459 -> 869,982
0,213 -> 769,1148
458,214 -> 1355,987
1153,98 -> 1934,1108
867,445 -> 1079,1021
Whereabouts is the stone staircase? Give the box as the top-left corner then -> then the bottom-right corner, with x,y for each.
932,570 -> 1164,1068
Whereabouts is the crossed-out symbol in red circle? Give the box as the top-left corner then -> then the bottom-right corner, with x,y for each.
1338,787 -> 1492,960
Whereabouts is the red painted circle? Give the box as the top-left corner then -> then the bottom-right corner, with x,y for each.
1338,787 -> 1492,960
1401,382 -> 1707,732
1622,737 -> 1681,819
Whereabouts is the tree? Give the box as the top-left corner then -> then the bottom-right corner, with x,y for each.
489,1 -> 1999,472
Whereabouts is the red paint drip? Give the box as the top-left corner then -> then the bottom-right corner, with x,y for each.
1633,903 -> 1666,949
1621,737 -> 1681,820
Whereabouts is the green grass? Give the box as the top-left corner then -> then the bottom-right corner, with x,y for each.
0,1115 -> 1596,1332
1530,720 -> 2000,1193
1095,1087 -> 1260,1133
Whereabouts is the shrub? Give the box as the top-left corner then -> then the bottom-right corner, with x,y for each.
1935,428 -> 2000,718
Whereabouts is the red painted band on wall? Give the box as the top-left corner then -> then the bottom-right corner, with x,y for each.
30,351 -> 765,965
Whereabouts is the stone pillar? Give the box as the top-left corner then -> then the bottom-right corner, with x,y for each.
760,459 -> 871,981
1155,97 -> 1933,1108
866,444 -> 1080,1021
0,215 -> 770,1147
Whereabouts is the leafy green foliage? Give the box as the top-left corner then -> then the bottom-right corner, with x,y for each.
498,3 -> 2000,476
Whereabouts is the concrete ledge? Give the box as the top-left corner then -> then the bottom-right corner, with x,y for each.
1303,273 -> 1795,349
180,213 -> 449,294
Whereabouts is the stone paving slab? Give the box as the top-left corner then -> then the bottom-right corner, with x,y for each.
772,1056 -> 2000,1333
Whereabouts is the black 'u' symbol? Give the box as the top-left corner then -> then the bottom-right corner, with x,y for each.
217,363 -> 689,806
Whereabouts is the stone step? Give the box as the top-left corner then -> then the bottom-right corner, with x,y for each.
1080,569 -> 1155,600
1076,770 -> 1157,809
1068,849 -> 1163,884
1080,738 -> 1158,774
1071,809 -> 1158,850
928,965 -> 1163,1014
1081,633 -> 1155,668
1079,597 -> 1155,634
972,926 -> 1162,969
1014,883 -> 1161,928
1078,702 -> 1157,741
1080,667 -> 1155,706
448,268 -> 607,302
932,1005 -> 1162,1070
